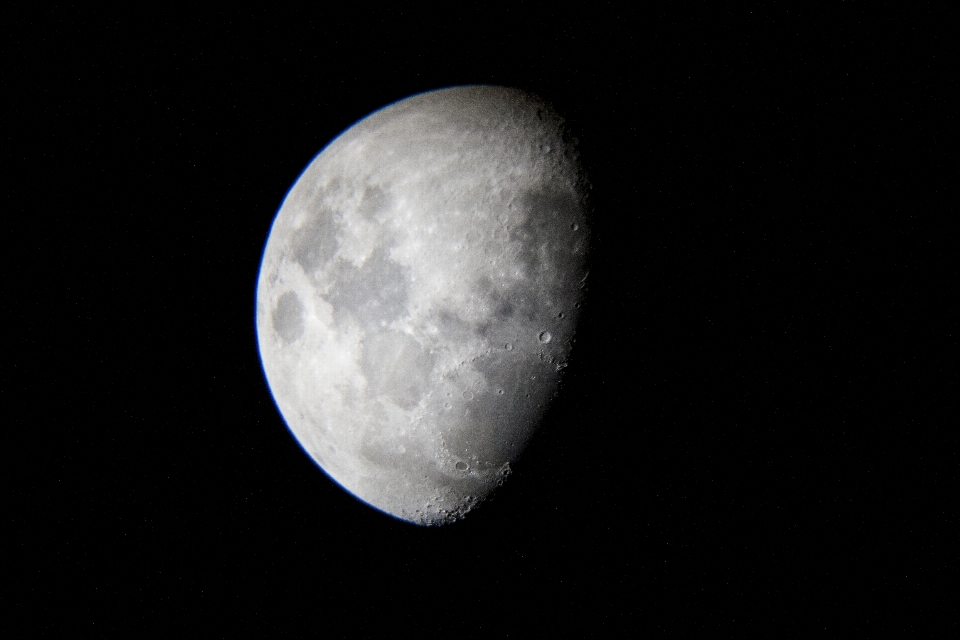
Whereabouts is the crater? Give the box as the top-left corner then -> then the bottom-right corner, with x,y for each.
271,291 -> 305,343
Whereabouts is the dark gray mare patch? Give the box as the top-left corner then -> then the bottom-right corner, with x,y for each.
289,205 -> 339,272
328,247 -> 410,328
272,291 -> 305,343
361,330 -> 435,409
356,186 -> 392,219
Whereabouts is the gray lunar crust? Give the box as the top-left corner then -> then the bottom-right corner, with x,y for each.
256,86 -> 592,525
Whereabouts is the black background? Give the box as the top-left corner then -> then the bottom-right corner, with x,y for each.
9,5 -> 955,635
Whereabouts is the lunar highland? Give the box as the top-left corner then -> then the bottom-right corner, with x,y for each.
256,86 -> 592,525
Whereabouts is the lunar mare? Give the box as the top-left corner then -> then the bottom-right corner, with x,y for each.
256,86 -> 591,525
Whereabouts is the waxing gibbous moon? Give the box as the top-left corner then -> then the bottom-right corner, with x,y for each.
256,85 -> 592,525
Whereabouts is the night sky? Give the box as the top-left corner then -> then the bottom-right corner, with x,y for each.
9,6 -> 954,635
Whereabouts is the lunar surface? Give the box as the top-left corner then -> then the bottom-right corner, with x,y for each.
256,86 -> 592,525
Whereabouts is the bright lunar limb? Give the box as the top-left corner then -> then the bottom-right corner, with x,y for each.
256,86 -> 592,525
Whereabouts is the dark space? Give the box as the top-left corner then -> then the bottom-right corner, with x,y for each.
8,6 -> 954,635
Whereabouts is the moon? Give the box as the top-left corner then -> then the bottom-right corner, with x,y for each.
256,86 -> 592,525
